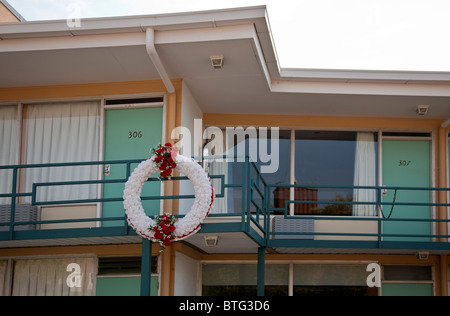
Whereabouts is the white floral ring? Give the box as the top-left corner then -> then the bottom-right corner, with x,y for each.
123,155 -> 214,243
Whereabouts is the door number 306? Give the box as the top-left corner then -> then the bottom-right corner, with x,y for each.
129,131 -> 143,139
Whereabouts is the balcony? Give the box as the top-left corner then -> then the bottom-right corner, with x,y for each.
1,156 -> 450,254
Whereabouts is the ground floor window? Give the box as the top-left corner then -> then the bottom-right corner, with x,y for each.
293,264 -> 377,296
202,264 -> 288,296
202,263 -> 377,296
381,265 -> 433,296
5,257 -> 97,296
96,256 -> 159,297
0,255 -> 160,296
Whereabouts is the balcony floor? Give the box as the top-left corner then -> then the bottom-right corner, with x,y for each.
0,235 -> 141,249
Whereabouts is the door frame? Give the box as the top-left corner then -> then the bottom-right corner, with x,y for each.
97,93 -> 167,223
378,130 -> 436,241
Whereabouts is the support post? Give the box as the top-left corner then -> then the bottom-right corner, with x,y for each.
141,238 -> 153,296
257,247 -> 265,297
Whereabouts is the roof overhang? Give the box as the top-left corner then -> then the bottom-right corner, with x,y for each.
1,6 -> 450,118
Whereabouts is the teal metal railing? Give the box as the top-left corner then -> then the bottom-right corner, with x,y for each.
266,184 -> 450,243
1,156 -> 450,250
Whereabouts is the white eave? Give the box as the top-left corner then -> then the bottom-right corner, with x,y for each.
0,6 -> 270,39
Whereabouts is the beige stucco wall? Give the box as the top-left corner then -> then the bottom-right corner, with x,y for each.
0,2 -> 20,22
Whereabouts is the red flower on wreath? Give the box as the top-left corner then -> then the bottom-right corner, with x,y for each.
151,214 -> 177,249
151,143 -> 178,179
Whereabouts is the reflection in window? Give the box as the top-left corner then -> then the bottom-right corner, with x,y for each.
202,264 -> 289,296
293,131 -> 378,216
293,264 -> 378,296
226,130 -> 291,214
206,128 -> 378,216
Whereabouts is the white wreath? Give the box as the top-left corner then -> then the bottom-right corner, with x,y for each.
123,155 -> 214,242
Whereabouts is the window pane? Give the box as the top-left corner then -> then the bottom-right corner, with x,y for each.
294,131 -> 378,216
98,257 -> 158,276
293,264 -> 377,297
226,130 -> 291,214
294,286 -> 378,296
12,257 -> 95,296
23,101 -> 100,203
294,264 -> 369,286
383,266 -> 432,281
202,264 -> 289,296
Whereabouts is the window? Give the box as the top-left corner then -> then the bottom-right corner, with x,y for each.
202,263 -> 377,296
96,257 -> 159,296
10,257 -> 96,296
383,265 -> 432,281
202,264 -> 289,296
23,101 -> 100,203
0,102 -> 101,206
294,131 -> 378,216
293,264 -> 378,296
382,265 -> 434,296
216,129 -> 291,214
210,129 -> 379,216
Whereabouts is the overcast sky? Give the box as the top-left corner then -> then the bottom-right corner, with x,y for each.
7,0 -> 450,72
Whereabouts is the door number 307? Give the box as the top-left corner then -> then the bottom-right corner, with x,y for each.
399,160 -> 412,167
129,131 -> 143,139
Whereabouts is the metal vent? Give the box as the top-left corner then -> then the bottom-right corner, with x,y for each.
272,217 -> 314,240
0,204 -> 39,231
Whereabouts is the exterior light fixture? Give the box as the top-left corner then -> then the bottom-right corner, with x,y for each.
416,252 -> 429,260
204,236 -> 219,247
210,56 -> 224,69
416,105 -> 430,116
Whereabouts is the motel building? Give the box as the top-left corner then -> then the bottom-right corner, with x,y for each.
1,3 -> 450,297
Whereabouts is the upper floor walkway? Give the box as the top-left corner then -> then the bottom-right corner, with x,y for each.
0,156 -> 449,254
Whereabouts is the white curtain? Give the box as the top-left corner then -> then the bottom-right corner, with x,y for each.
353,132 -> 377,216
12,257 -> 96,296
0,106 -> 18,205
206,128 -> 228,214
23,101 -> 100,203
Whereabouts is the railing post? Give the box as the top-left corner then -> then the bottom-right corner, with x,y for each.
265,184 -> 271,246
377,186 -> 382,248
241,156 -> 249,231
9,167 -> 18,240
246,156 -> 251,232
140,238 -> 153,296
257,247 -> 265,297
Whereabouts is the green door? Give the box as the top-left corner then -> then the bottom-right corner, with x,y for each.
382,140 -> 431,241
102,107 -> 163,227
